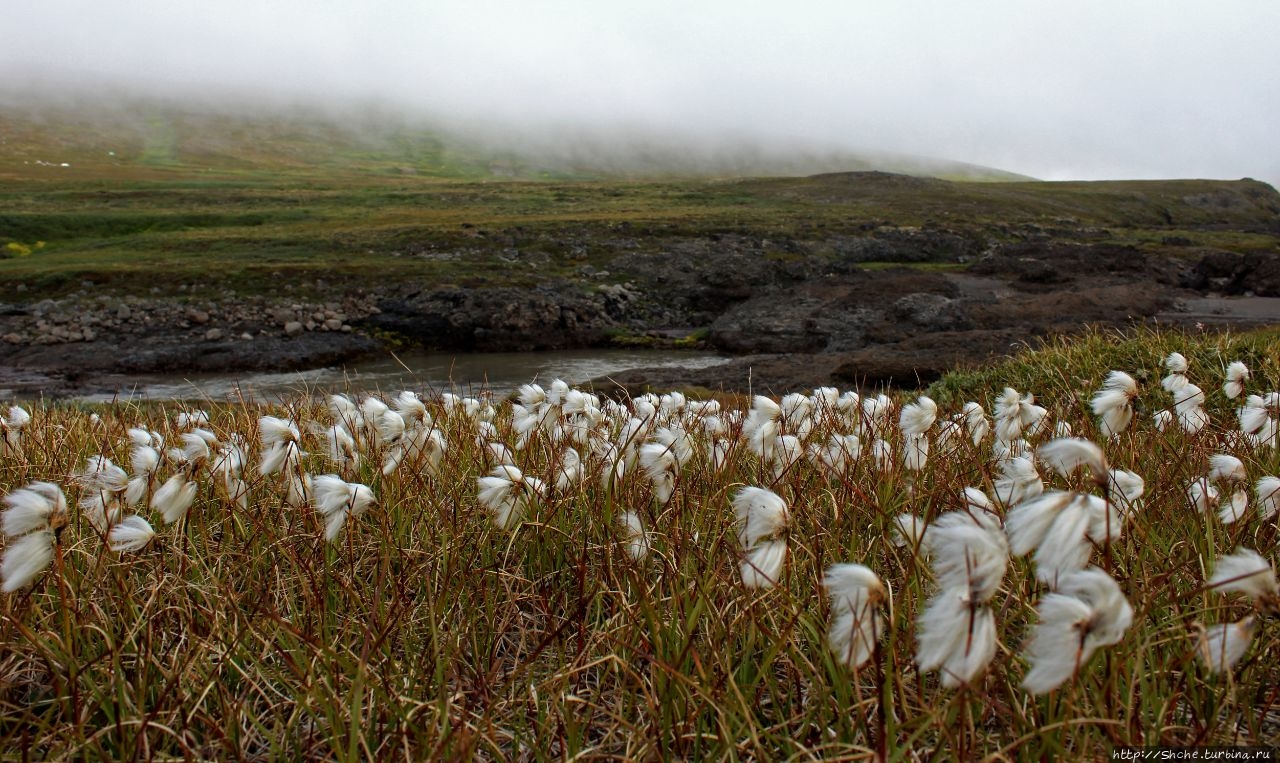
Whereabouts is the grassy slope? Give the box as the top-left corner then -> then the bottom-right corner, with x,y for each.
0,328 -> 1277,758
2,106 -> 1277,301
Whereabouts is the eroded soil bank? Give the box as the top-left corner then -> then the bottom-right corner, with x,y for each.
4,174 -> 1279,398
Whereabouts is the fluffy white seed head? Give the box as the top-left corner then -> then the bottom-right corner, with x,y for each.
1091,371 -> 1138,438
1209,454 -> 1247,485
3,482 -> 68,537
1223,361 -> 1249,399
1037,438 -> 1107,483
732,487 -> 789,548
1,530 -> 54,592
1196,617 -> 1257,674
152,475 -> 198,525
915,590 -> 997,688
108,515 -> 156,553
899,396 -> 937,438
1208,548 -> 1279,610
618,511 -> 649,561
1255,476 -> 1280,521
1021,568 -> 1132,695
739,539 -> 787,589
823,564 -> 886,670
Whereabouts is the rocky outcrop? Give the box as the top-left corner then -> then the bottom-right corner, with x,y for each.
365,282 -> 632,351
3,203 -> 1279,398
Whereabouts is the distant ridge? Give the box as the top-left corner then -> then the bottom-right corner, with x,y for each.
0,89 -> 1031,183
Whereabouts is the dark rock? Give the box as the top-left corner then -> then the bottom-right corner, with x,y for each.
367,284 -> 616,351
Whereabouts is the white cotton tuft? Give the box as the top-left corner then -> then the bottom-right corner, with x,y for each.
994,457 -> 1043,508
902,434 -> 928,472
1255,476 -> 1280,521
923,512 -> 1009,602
477,464 -> 544,530
1186,478 -> 1219,516
915,590 -> 997,688
892,513 -> 925,548
1,530 -> 54,592
1037,438 -> 1107,481
1208,548 -> 1278,605
732,487 -> 789,548
1196,617 -> 1257,674
1005,491 -> 1075,557
1091,371 -> 1138,438
1153,409 -> 1173,432
3,482 -> 68,537
962,402 -> 990,445
152,475 -> 198,525
823,563 -> 886,670
733,487 -> 789,589
899,396 -> 937,438
1209,454 -> 1247,484
618,511 -> 649,561
1223,361 -> 1249,399
1021,567 -> 1132,694
108,515 -> 156,553
312,475 -> 377,542
740,539 -> 787,589
1107,469 -> 1146,517
1218,490 -> 1250,525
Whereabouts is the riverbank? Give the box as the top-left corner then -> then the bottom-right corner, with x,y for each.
3,173 -> 1279,398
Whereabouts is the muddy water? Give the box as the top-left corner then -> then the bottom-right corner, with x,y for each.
74,349 -> 730,403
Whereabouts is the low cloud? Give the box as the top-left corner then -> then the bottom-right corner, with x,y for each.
3,1 -> 1278,184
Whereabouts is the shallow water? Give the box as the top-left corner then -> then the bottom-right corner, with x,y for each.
74,349 -> 730,403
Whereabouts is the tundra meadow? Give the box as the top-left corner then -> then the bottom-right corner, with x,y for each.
1,328 -> 1278,761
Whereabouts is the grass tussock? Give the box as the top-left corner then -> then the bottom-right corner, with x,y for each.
0,328 -> 1278,760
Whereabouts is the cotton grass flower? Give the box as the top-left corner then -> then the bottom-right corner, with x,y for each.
1,531 -> 56,593
914,496 -> 1009,688
3,482 -> 68,537
477,464 -> 547,531
823,564 -> 887,670
899,396 -> 937,438
921,509 -> 1009,603
1207,548 -> 1279,614
1,481 -> 67,592
1037,438 -> 1107,485
618,511 -> 649,561
312,475 -> 377,542
1223,361 -> 1250,399
1195,617 -> 1257,674
107,515 -> 156,553
733,487 -> 789,589
1,405 -> 31,458
1091,371 -> 1138,438
993,387 -> 1047,443
1206,453 -> 1250,523
76,455 -> 129,532
152,474 -> 198,525
1021,567 -> 1133,694
915,588 -> 998,688
993,457 -> 1043,508
1006,490 -> 1106,586
258,416 -> 304,476
1255,476 -> 1280,521
1161,352 -> 1189,393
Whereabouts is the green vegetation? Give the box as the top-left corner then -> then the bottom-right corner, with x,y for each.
2,107 -> 1277,301
0,328 -> 1277,758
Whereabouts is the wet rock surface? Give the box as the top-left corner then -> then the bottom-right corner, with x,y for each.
4,209 -> 1280,398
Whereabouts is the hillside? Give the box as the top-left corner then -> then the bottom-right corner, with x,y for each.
0,93 -> 1031,183
1,98 -> 1279,398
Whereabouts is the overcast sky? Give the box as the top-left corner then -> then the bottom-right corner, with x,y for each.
4,1 -> 1278,183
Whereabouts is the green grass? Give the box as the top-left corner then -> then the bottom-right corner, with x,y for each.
2,105 -> 1277,301
0,328 -> 1277,758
